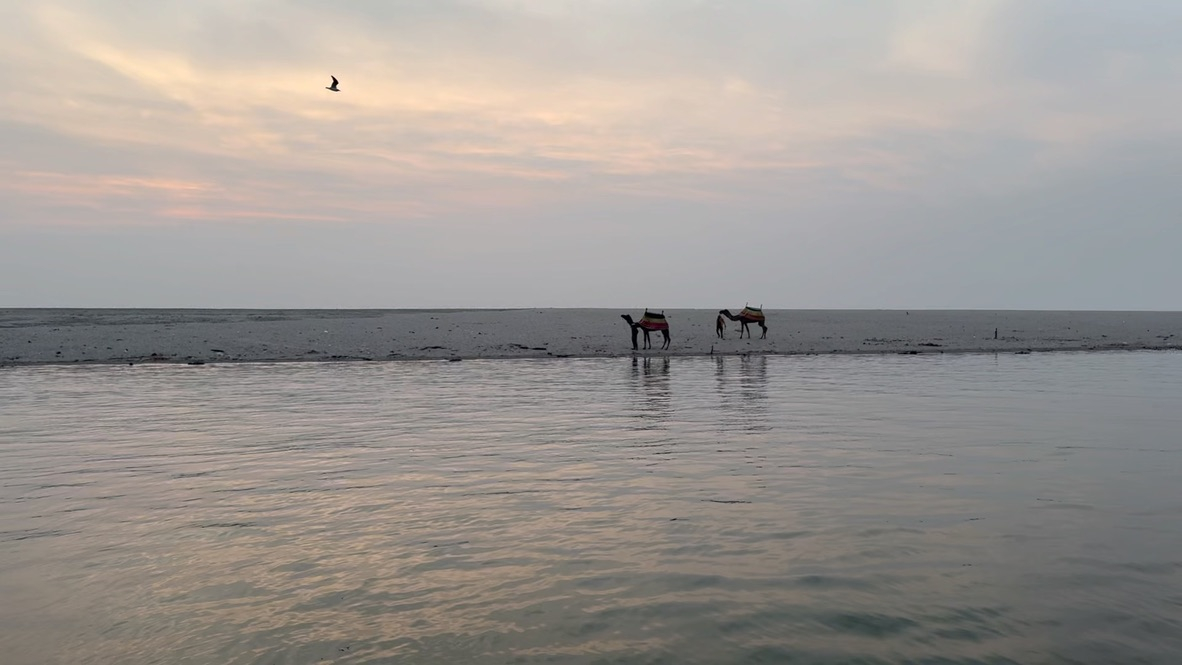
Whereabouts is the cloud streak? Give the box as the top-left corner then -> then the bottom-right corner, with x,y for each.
1,1 -> 1180,307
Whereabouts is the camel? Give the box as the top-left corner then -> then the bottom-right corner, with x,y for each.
720,305 -> 767,339
716,313 -> 727,339
621,311 -> 671,350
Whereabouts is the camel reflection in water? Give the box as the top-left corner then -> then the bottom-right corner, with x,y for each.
714,354 -> 771,434
626,356 -> 672,430
622,355 -> 770,435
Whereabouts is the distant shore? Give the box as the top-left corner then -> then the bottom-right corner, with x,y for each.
1,308 -> 1180,367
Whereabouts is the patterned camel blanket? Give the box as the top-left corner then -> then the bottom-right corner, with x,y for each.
638,311 -> 669,331
739,306 -> 765,322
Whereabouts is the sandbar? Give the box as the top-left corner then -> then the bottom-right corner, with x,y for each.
1,308 -> 1180,367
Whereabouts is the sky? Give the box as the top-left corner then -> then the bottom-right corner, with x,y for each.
1,0 -> 1180,309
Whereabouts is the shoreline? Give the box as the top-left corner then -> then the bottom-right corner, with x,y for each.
3,308 -> 1180,368
4,346 -> 1182,369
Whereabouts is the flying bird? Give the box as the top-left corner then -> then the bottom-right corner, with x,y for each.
326,76 -> 340,92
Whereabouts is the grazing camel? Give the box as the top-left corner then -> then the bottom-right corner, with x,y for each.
621,311 -> 671,350
716,313 -> 727,339
719,305 -> 768,339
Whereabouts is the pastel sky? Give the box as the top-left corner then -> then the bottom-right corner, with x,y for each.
2,0 -> 1179,309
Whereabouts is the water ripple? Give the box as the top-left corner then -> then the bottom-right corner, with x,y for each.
1,352 -> 1181,664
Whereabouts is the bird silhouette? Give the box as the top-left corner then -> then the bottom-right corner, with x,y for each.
326,76 -> 339,92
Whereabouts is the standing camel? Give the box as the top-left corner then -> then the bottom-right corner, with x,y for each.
621,311 -> 671,350
719,305 -> 768,339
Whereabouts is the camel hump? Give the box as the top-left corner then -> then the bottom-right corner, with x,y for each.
739,306 -> 765,321
639,311 -> 669,330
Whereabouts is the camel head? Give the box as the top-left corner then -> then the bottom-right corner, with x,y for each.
620,314 -> 635,325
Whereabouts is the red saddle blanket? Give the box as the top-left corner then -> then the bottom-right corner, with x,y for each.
638,311 -> 669,330
739,307 -> 765,322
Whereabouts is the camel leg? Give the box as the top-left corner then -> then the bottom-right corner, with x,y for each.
661,330 -> 671,350
759,323 -> 767,339
642,330 -> 651,349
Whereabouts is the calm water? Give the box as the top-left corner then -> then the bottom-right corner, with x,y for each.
2,352 -> 1181,665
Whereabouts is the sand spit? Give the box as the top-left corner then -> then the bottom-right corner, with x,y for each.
1,308 -> 1180,367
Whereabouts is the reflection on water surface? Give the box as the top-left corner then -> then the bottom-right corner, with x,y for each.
2,352 -> 1181,664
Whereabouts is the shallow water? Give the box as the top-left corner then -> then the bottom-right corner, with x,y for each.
2,352 -> 1181,664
